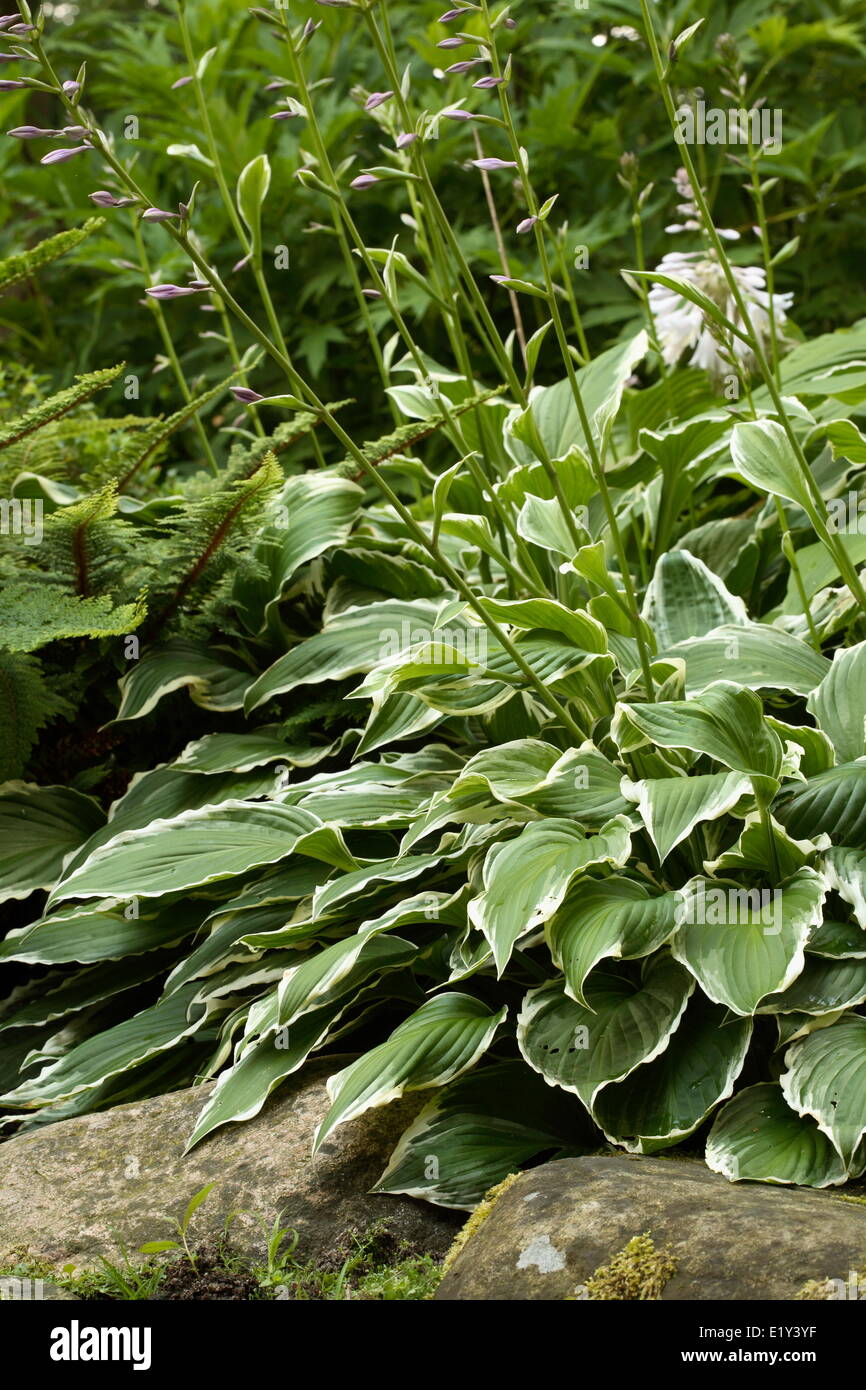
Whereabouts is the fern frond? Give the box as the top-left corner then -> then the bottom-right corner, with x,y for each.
0,367 -> 125,453
116,368 -> 259,491
336,388 -> 501,480
0,650 -> 72,780
147,453 -> 283,634
0,218 -> 105,296
0,585 -> 147,653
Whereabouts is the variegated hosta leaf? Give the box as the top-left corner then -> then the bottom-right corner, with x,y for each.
591,998 -> 751,1153
821,846 -> 866,926
0,983 -> 209,1108
807,641 -> 866,764
234,470 -> 363,630
664,624 -> 829,698
112,639 -> 252,722
621,770 -> 751,863
0,784 -> 105,903
781,1014 -> 866,1167
62,767 -> 279,876
511,331 -> 648,462
244,597 -> 452,713
807,918 -> 866,959
48,802 -> 357,905
184,935 -> 417,1150
546,878 -> 681,1007
468,816 -> 633,975
185,1003 -> 342,1152
313,993 -> 507,1152
774,761 -> 866,848
705,812 -> 823,882
517,955 -> 694,1111
706,1083 -> 853,1187
614,682 -> 784,780
757,954 -> 866,1016
171,730 -> 303,775
730,418 -> 817,515
642,549 -> 748,648
373,1061 -> 597,1210
671,868 -> 825,1016
312,844 -> 464,917
276,933 -> 416,1027
476,596 -> 608,654
0,899 -> 203,966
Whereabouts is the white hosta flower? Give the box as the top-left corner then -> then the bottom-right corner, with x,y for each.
649,250 -> 793,383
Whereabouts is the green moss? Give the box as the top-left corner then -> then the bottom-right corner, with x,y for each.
795,1260 -> 865,1301
442,1172 -> 522,1274
582,1233 -> 678,1301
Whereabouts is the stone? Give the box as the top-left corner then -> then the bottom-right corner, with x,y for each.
435,1155 -> 866,1300
0,1057 -> 460,1274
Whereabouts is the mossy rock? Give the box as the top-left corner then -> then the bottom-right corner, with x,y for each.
0,1058 -> 460,1274
435,1156 -> 866,1301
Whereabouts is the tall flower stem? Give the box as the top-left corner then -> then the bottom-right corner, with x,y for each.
479,0 -> 657,698
174,0 -> 325,465
129,215 -> 219,474
637,0 -> 866,621
21,5 -> 589,739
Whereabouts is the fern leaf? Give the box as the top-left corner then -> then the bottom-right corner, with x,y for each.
0,585 -> 147,653
0,367 -> 125,453
117,368 -> 260,491
0,651 -> 71,780
148,454 -> 283,633
0,218 -> 105,296
336,388 -> 501,480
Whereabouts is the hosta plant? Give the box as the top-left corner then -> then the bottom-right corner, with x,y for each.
4,0 -> 866,1214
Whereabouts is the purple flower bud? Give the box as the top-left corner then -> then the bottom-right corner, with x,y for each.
445,59 -> 485,73
396,132 -> 418,149
350,174 -> 379,190
40,144 -> 91,164
504,17 -> 517,28
362,288 -> 382,298
315,0 -> 354,6
490,275 -> 509,286
142,207 -> 179,222
365,90 -> 393,111
263,79 -> 288,91
473,75 -> 505,88
0,16 -> 18,29
269,110 -> 298,120
171,75 -> 193,89
233,253 -> 252,272
443,108 -> 475,121
7,126 -> 61,138
437,37 -> 464,48
8,23 -> 34,35
62,125 -> 89,137
0,79 -> 25,90
230,387 -> 265,403
439,7 -> 473,19
0,52 -> 22,61
302,19 -> 319,39
472,156 -> 517,169
516,216 -> 538,235
187,279 -> 210,289
89,190 -> 138,207
62,80 -> 80,94
146,284 -> 204,300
